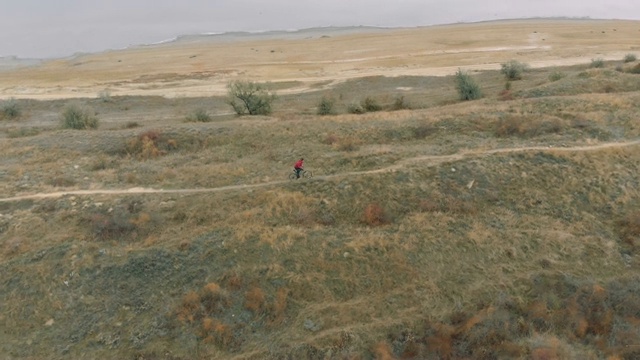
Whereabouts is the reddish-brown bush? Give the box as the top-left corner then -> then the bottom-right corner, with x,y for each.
363,203 -> 389,226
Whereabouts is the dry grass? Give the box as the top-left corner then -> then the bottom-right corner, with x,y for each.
1,54 -> 640,359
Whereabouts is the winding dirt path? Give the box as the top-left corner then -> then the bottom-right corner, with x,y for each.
1,139 -> 638,202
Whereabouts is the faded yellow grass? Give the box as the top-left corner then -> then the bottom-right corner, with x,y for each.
1,19 -> 639,99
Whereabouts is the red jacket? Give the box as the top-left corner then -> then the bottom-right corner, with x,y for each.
294,159 -> 304,169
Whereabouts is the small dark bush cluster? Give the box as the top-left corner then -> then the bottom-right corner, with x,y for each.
1,98 -> 21,119
83,202 -> 157,241
494,115 -> 563,137
548,71 -> 566,82
361,97 -> 382,112
317,97 -> 336,115
391,95 -> 411,110
412,123 -> 436,139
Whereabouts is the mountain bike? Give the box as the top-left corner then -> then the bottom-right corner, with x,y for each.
288,169 -> 312,180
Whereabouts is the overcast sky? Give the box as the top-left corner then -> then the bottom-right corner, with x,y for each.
1,0 -> 639,59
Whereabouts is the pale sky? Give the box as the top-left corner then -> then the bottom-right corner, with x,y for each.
1,0 -> 639,59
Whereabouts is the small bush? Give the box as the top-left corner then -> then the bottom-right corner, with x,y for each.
628,63 -> 640,74
244,287 -> 266,314
623,53 -> 637,63
83,205 -> 157,241
97,89 -> 112,102
455,70 -> 482,101
1,98 -> 21,119
495,115 -> 564,138
500,60 -> 528,80
317,97 -> 336,115
322,133 -> 339,145
549,71 -> 566,82
391,95 -> 411,110
618,211 -> 640,247
124,121 -> 140,129
347,102 -> 365,114
60,104 -> 98,129
125,130 -> 177,159
362,97 -> 382,112
335,137 -> 360,152
590,58 -> 605,68
227,80 -> 276,115
413,124 -> 436,139
363,203 -> 389,226
185,108 -> 212,122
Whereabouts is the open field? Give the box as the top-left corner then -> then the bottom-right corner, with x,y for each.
1,19 -> 640,359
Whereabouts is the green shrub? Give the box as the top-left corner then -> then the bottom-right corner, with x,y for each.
185,109 -> 212,122
361,97 -> 382,112
317,97 -> 336,115
548,71 -> 565,82
227,80 -> 276,115
500,60 -> 528,80
60,104 -> 99,129
623,53 -> 637,63
1,98 -> 21,119
455,70 -> 482,101
590,58 -> 605,68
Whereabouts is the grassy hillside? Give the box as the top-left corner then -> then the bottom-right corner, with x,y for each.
1,58 -> 640,359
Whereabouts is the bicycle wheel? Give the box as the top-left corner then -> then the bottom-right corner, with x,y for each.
302,170 -> 312,179
288,172 -> 297,180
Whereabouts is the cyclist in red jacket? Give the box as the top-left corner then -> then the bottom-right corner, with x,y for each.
294,158 -> 304,179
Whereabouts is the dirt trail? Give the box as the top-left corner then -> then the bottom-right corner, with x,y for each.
1,140 -> 638,202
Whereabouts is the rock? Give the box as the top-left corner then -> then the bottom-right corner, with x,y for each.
74,165 -> 80,170
304,319 -> 322,332
343,252 -> 350,258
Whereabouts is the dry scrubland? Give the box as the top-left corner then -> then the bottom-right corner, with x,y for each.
1,20 -> 640,359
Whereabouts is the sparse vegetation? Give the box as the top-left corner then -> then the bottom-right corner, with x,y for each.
347,102 -> 365,114
97,89 -> 112,102
317,97 -> 336,115
185,108 -> 212,122
590,58 -> 605,68
500,60 -> 528,80
227,80 -> 276,115
454,69 -> 482,100
623,53 -> 637,63
2,22 -> 640,360
60,104 -> 99,129
362,96 -> 382,112
1,98 -> 21,119
391,95 -> 411,110
549,71 -> 566,81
